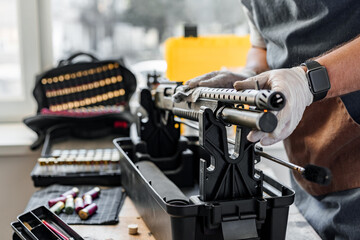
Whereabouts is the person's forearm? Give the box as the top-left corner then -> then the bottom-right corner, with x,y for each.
315,36 -> 360,98
245,46 -> 269,75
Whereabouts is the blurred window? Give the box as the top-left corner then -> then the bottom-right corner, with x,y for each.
0,0 -> 248,122
0,1 -> 41,122
0,0 -> 22,100
51,0 -> 248,65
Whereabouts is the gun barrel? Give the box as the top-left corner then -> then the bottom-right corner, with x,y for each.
219,108 -> 277,133
198,87 -> 285,111
172,106 -> 277,132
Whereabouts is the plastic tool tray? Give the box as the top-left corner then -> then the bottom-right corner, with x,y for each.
114,137 -> 295,240
31,155 -> 121,187
31,126 -> 121,187
11,206 -> 83,240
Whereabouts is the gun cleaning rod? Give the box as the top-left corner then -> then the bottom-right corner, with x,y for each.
176,118 -> 303,173
254,147 -> 305,173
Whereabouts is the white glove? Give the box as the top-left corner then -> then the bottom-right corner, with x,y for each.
233,67 -> 313,146
172,85 -> 201,103
185,68 -> 256,89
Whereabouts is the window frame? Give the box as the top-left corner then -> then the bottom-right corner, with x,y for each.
0,0 -> 47,122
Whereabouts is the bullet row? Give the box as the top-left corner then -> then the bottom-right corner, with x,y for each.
41,63 -> 120,85
52,148 -> 119,157
37,158 -> 120,174
40,106 -> 126,117
68,105 -> 124,112
48,89 -> 126,112
45,75 -> 123,98
38,157 -> 120,166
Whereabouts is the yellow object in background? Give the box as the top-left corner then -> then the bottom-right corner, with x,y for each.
165,35 -> 251,82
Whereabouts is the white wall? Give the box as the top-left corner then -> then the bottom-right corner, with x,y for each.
0,124 -> 39,239
0,154 -> 38,239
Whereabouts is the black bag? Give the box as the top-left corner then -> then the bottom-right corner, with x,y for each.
24,52 -> 137,150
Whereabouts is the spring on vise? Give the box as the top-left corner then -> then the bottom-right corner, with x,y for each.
172,108 -> 200,121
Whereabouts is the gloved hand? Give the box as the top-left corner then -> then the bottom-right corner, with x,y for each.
233,67 -> 313,145
172,85 -> 201,103
185,68 -> 256,89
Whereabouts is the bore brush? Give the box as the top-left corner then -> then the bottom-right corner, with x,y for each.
255,146 -> 332,185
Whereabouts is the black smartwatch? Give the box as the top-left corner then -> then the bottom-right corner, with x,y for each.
301,60 -> 331,102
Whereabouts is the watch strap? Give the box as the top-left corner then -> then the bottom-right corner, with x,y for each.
301,60 -> 329,102
302,60 -> 321,69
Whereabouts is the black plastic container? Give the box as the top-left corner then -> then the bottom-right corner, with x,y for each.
31,125 -> 121,187
11,222 -> 32,240
114,137 -> 295,240
31,164 -> 121,187
13,206 -> 84,240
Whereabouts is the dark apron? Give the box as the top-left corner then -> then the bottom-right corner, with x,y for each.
241,1 -> 360,239
241,0 -> 360,196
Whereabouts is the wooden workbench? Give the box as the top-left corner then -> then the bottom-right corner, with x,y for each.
72,196 -> 320,240
72,197 -> 155,240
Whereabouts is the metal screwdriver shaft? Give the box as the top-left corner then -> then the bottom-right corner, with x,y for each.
254,146 -> 305,174
254,146 -> 331,185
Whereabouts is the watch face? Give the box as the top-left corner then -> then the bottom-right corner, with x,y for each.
308,67 -> 331,92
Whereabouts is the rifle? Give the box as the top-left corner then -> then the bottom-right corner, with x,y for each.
141,81 -> 330,197
155,82 -> 284,133
118,79 -> 330,240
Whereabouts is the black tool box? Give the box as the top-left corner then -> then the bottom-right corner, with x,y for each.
11,206 -> 84,240
111,84 -> 295,240
114,137 -> 295,240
